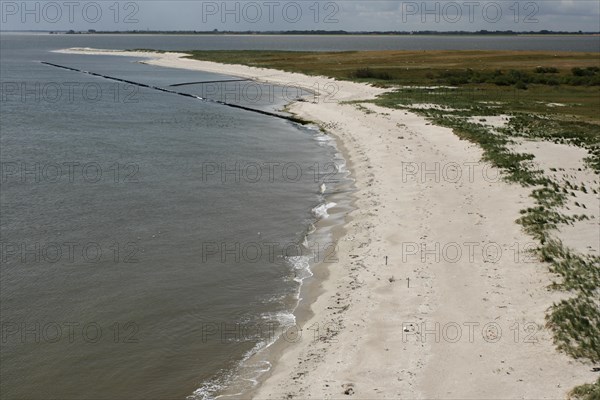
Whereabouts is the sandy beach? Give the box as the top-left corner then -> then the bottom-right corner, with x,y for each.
56,48 -> 598,399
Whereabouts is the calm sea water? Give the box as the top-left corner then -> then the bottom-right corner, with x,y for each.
2,32 -> 600,52
1,33 -> 598,400
1,34 -> 351,400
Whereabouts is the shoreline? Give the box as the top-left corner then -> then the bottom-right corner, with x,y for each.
54,48 -> 597,399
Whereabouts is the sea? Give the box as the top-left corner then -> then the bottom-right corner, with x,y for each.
1,33 -> 598,400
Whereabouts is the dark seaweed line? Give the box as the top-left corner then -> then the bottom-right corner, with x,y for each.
40,61 -> 309,125
169,79 -> 252,87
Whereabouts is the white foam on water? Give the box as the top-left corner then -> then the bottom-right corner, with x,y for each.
190,371 -> 233,400
319,183 -> 327,194
287,255 -> 314,285
261,310 -> 296,326
334,155 -> 347,173
312,202 -> 337,219
315,135 -> 334,142
191,342 -> 277,400
195,114 -> 351,400
190,242 -> 319,400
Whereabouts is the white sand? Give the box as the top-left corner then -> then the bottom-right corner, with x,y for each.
513,139 -> 600,255
56,48 -> 598,398
403,103 -> 462,111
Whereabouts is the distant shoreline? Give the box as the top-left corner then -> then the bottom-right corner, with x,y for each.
5,30 -> 600,36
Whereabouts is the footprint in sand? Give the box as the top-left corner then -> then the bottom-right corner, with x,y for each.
342,383 -> 355,396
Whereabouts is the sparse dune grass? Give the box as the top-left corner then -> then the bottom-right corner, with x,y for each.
569,377 -> 600,400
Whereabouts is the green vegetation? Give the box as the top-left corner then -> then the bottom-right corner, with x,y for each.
535,66 -> 559,74
351,67 -> 392,81
432,66 -> 600,87
184,50 -> 600,121
182,50 -> 599,83
547,294 -> 600,362
569,377 -> 600,400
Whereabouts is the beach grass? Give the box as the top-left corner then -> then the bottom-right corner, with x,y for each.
185,50 -> 600,121
569,377 -> 600,400
183,50 -> 599,81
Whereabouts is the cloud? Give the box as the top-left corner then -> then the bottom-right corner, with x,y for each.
1,0 -> 599,31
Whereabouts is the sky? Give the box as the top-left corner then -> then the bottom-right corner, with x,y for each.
2,0 -> 600,32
